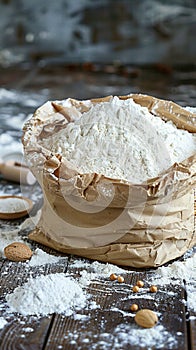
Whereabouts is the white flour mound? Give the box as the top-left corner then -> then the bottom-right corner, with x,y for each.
73,260 -> 130,286
28,248 -> 65,267
41,96 -> 195,183
153,254 -> 196,312
0,197 -> 29,213
109,324 -> 178,349
0,317 -> 7,330
6,273 -> 87,316
153,254 -> 196,284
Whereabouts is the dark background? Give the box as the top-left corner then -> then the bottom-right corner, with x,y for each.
0,0 -> 195,137
0,0 -> 196,66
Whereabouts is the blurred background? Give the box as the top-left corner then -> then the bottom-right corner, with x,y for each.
0,0 -> 195,100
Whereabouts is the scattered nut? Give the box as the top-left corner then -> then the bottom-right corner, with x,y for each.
4,242 -> 33,262
117,276 -> 124,283
135,309 -> 158,328
130,304 -> 139,312
149,285 -> 158,293
110,273 -> 118,281
136,280 -> 144,288
132,285 -> 140,293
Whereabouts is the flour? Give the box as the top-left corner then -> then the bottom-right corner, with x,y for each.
0,317 -> 7,330
73,259 -> 130,286
41,97 -> 195,183
6,273 -> 87,316
64,324 -> 179,350
107,324 -> 178,349
152,254 -> 196,311
28,248 -> 66,267
0,197 -> 29,213
153,254 -> 196,284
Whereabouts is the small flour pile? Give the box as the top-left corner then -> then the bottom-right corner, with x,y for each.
28,248 -> 65,267
92,324 -> 178,349
41,97 -> 195,183
0,317 -> 7,330
152,253 -> 196,311
6,273 -> 87,316
153,254 -> 196,284
0,197 -> 29,213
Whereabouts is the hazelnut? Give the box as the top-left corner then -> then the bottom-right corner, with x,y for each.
132,285 -> 140,293
149,285 -> 158,293
136,280 -> 144,288
130,304 -> 139,312
110,273 -> 117,281
4,242 -> 33,262
117,276 -> 124,283
135,309 -> 158,328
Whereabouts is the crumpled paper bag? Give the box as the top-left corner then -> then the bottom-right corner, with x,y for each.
22,94 -> 196,267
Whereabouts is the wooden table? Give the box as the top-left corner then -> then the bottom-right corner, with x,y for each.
0,64 -> 195,349
0,181 -> 196,350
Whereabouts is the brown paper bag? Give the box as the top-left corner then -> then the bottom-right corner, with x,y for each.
23,94 -> 196,267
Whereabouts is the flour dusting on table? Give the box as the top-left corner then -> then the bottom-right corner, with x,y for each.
28,248 -> 66,267
0,317 -> 7,330
6,273 -> 87,316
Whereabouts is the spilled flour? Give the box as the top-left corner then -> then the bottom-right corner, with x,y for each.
152,254 -> 196,311
0,317 -> 7,330
0,200 -> 195,348
89,324 -> 179,350
6,273 -> 87,316
28,248 -> 65,267
152,254 -> 196,284
72,259 -> 131,286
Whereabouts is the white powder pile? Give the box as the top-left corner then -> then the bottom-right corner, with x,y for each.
64,324 -> 179,350
28,248 -> 65,267
6,273 -> 87,316
153,254 -> 196,311
41,97 -> 195,183
72,260 -> 130,286
0,197 -> 29,213
108,324 -> 178,349
0,317 -> 7,330
153,254 -> 196,284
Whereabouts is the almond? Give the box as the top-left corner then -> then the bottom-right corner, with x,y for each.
135,309 -> 158,328
4,242 -> 33,262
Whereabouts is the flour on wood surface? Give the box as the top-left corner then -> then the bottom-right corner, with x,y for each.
63,324 -> 180,350
153,254 -> 196,284
152,253 -> 196,311
6,273 -> 87,316
41,97 -> 195,183
0,211 -> 65,268
0,317 -> 7,330
28,248 -> 66,267
72,259 -> 131,286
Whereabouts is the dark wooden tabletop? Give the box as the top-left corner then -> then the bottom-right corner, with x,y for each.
0,64 -> 195,349
0,228 -> 195,350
